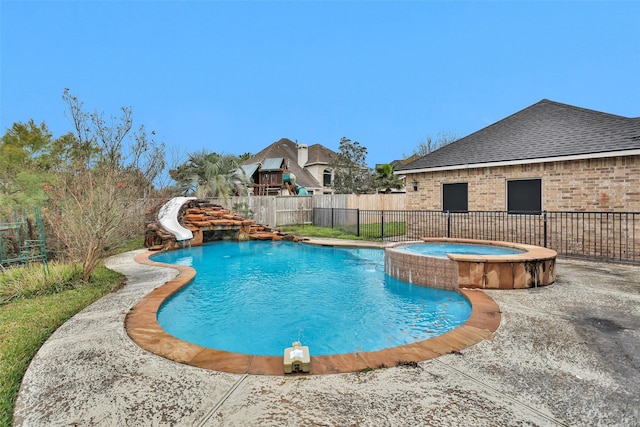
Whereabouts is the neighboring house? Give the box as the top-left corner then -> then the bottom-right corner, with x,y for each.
396,99 -> 640,212
379,155 -> 421,193
242,138 -> 338,195
389,154 -> 420,170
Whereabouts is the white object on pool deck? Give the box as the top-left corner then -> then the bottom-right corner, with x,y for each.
284,341 -> 310,374
158,197 -> 196,242
290,349 -> 304,359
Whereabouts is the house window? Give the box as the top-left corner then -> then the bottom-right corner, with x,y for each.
442,182 -> 468,212
323,169 -> 332,186
507,178 -> 542,213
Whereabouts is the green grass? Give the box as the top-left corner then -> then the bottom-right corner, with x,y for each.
279,222 -> 406,240
0,262 -> 82,305
0,237 -> 142,427
109,236 -> 145,254
0,265 -> 124,426
346,222 -> 406,239
278,225 -> 366,240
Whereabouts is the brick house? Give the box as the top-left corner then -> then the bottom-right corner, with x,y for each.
396,99 -> 640,213
242,138 -> 337,195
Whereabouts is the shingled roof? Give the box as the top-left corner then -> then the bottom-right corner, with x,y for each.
306,144 -> 336,165
397,99 -> 640,173
243,138 -> 337,189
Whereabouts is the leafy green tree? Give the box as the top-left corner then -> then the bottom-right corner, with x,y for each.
169,150 -> 249,201
0,120 -> 60,216
330,137 -> 373,194
45,89 -> 165,281
238,152 -> 252,163
373,163 -> 404,193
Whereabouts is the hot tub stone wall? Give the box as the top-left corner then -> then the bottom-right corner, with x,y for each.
385,239 -> 557,291
385,245 -> 459,291
457,258 -> 556,289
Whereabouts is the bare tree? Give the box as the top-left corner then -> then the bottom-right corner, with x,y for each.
404,131 -> 459,158
45,90 -> 165,281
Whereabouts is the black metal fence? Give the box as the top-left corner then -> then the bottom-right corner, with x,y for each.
312,208 -> 640,264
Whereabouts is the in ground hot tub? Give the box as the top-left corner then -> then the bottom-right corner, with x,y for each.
385,238 -> 557,291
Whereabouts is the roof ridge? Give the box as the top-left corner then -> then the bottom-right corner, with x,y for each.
538,99 -> 637,120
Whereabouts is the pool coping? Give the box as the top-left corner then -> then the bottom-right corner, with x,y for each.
126,244 -> 501,375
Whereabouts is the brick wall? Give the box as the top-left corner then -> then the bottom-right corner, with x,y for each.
406,155 -> 640,212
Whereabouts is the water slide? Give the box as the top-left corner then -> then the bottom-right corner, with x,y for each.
283,173 -> 308,195
157,197 -> 197,242
295,183 -> 309,195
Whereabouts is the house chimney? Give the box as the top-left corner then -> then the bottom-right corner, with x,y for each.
297,143 -> 308,168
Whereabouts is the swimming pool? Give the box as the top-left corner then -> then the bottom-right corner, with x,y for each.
152,241 -> 472,356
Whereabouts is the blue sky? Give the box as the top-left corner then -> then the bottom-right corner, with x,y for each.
1,1 -> 639,168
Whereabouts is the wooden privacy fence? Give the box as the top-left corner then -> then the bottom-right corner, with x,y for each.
208,194 -> 406,227
208,196 -> 313,227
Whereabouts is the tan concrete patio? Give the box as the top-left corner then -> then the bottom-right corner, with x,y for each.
12,248 -> 640,426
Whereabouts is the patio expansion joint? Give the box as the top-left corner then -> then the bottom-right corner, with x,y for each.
196,373 -> 248,427
432,357 -> 569,426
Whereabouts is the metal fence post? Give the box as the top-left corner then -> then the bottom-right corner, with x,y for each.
331,207 -> 334,229
357,208 -> 360,237
381,210 -> 385,240
543,210 -> 548,248
446,210 -> 451,238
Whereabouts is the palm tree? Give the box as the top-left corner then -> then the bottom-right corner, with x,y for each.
170,151 -> 250,202
373,163 -> 404,193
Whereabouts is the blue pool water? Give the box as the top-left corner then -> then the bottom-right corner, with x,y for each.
153,241 -> 471,356
396,242 -> 524,258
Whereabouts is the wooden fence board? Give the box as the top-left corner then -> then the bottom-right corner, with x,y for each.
208,194 -> 406,227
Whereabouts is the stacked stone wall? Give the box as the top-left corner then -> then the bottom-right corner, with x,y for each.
145,199 -> 298,250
